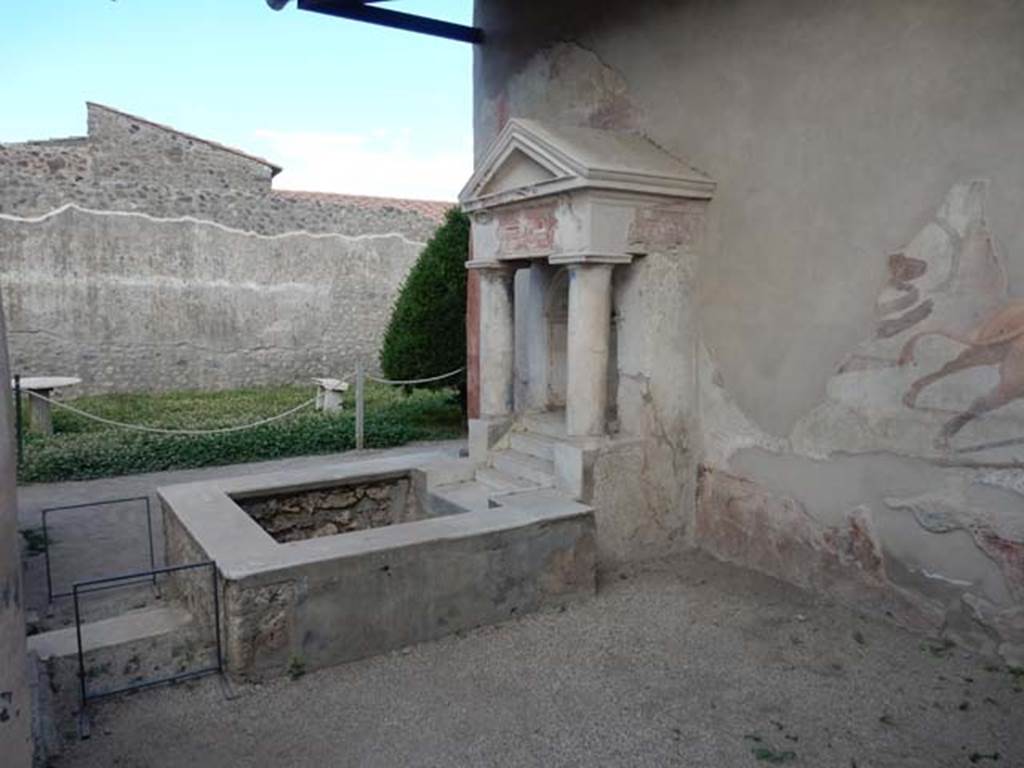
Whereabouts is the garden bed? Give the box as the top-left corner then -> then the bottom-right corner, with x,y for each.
18,383 -> 464,483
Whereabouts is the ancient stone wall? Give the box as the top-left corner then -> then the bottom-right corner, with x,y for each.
86,102 -> 276,194
238,477 -> 418,543
0,103 -> 448,393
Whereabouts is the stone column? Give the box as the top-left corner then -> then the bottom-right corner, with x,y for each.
474,262 -> 516,418
566,263 -> 614,437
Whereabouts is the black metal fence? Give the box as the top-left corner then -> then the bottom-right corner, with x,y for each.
73,561 -> 223,707
41,495 -> 156,602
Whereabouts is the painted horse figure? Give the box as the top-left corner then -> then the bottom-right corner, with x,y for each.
899,299 -> 1024,447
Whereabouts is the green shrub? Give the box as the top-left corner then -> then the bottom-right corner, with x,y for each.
18,384 -> 463,483
380,207 -> 468,392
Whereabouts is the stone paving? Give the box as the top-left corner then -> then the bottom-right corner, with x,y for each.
53,552 -> 1023,768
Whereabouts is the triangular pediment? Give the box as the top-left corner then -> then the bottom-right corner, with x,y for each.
460,119 -> 715,211
477,148 -> 560,197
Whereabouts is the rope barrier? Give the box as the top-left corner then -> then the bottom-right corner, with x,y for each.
23,364 -> 464,439
365,366 -> 465,386
26,390 -> 316,436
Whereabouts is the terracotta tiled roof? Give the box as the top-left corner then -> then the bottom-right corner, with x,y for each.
86,102 -> 284,176
272,190 -> 451,222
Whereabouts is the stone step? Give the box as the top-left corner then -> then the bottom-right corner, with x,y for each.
29,605 -> 209,735
492,449 -> 555,486
475,467 -> 541,493
509,431 -> 557,462
429,481 -> 496,513
29,605 -> 195,662
518,411 -> 567,439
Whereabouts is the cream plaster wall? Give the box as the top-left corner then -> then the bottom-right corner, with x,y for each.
474,0 -> 1024,436
474,0 -> 1024,662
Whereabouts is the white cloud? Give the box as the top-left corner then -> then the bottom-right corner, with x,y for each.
252,128 -> 472,201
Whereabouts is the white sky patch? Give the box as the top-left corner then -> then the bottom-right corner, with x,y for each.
252,128 -> 471,202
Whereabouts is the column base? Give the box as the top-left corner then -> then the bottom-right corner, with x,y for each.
468,417 -> 513,463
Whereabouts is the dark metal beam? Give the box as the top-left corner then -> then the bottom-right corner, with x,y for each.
295,0 -> 483,44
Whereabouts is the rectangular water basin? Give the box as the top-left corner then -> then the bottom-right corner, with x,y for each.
158,452 -> 595,680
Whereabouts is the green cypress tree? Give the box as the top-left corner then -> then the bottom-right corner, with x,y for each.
379,207 -> 469,406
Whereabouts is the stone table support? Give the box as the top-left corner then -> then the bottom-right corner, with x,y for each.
472,262 -> 517,419
28,390 -> 53,436
566,263 -> 614,437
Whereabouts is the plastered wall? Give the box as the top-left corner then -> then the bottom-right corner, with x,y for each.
0,297 -> 31,767
0,103 -> 447,393
474,0 -> 1024,662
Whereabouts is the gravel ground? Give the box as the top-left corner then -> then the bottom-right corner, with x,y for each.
53,552 -> 1022,768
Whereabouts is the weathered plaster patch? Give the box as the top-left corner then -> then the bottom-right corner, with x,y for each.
695,466 -> 938,631
628,200 -> 705,254
495,201 -> 558,257
975,468 -> 1024,497
884,492 -> 969,534
885,486 -> 1024,603
479,42 -> 642,155
698,342 -> 788,466
588,439 -> 686,565
0,202 -> 426,248
921,570 -> 973,587
962,594 -> 1024,666
705,446 -> 1021,654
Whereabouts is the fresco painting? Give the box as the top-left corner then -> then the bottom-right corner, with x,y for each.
793,181 -> 1024,462
698,181 -> 1024,665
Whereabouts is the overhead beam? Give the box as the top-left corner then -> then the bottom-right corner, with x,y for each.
295,0 -> 483,44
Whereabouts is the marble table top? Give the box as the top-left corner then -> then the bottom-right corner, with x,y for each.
13,376 -> 82,391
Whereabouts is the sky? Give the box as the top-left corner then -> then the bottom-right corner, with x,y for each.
0,0 -> 474,201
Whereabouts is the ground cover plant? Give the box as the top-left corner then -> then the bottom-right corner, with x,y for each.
17,382 -> 463,483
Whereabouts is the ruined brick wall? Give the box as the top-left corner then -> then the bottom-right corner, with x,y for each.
0,104 -> 441,242
0,103 -> 449,393
86,102 -> 275,194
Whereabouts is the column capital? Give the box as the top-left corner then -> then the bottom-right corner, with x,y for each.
465,259 -> 518,275
548,253 -> 633,266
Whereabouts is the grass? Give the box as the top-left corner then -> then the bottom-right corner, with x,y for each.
17,383 -> 464,484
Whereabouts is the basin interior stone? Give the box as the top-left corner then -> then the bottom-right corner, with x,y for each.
234,476 -> 421,543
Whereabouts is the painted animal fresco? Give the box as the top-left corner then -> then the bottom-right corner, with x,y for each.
797,182 -> 1024,459
900,299 -> 1024,446
847,180 -> 1021,450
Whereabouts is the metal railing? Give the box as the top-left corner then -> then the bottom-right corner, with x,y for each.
41,495 -> 156,602
353,363 -> 464,450
14,364 -> 465,462
73,561 -> 223,707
